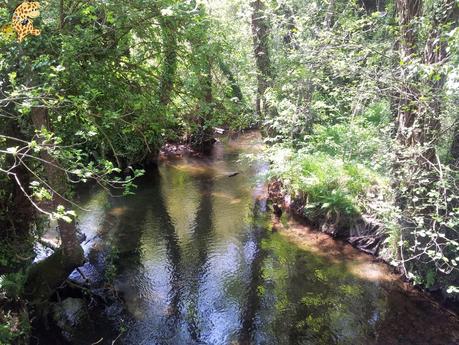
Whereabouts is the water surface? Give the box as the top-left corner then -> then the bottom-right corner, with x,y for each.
76,132 -> 459,345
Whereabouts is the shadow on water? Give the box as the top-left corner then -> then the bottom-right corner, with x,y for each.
238,201 -> 268,345
71,132 -> 459,345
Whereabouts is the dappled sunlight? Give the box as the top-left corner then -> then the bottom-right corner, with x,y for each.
211,191 -> 242,204
272,215 -> 399,283
107,206 -> 129,217
2,0 -> 458,343
170,161 -> 215,176
84,131 -> 458,345
348,261 -> 396,283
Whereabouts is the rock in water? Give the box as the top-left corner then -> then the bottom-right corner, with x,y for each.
52,297 -> 89,342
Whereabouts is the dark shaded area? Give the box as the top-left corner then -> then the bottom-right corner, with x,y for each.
238,203 -> 267,345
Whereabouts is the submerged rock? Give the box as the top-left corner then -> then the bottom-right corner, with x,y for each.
53,297 -> 87,327
52,297 -> 90,342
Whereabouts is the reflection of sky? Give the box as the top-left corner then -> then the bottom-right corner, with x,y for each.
76,189 -> 108,252
34,189 -> 108,262
196,242 -> 248,344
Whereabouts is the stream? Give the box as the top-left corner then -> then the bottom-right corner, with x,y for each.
55,132 -> 459,345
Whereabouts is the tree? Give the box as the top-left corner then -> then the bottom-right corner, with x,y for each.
250,0 -> 272,117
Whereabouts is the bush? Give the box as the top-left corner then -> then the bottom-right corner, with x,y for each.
267,147 -> 385,219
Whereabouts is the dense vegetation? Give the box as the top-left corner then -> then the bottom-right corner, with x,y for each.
0,0 -> 458,342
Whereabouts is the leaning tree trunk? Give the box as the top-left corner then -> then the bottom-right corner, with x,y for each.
25,107 -> 83,303
30,107 -> 83,263
218,60 -> 244,103
250,0 -> 272,117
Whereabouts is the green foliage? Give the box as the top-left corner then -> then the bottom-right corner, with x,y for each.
267,147 -> 385,218
0,0 -> 457,330
0,271 -> 28,300
253,0 -> 459,294
0,315 -> 17,345
0,303 -> 29,345
305,101 -> 392,169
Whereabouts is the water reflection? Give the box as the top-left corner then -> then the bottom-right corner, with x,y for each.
78,132 -> 459,345
238,203 -> 267,345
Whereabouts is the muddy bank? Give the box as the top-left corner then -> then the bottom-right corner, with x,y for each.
269,179 -> 386,256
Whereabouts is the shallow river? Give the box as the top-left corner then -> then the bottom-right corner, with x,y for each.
71,132 -> 458,345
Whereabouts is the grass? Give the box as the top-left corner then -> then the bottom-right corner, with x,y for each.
267,148 -> 386,220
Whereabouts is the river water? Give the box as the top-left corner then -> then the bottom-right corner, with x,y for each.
71,132 -> 459,345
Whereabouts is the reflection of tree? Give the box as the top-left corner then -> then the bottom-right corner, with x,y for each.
261,235 -> 382,344
238,201 -> 268,345
283,254 -> 336,345
154,169 -> 184,330
111,169 -> 184,333
184,176 -> 215,342
110,175 -> 152,271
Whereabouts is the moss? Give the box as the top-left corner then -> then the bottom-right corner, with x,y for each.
24,247 -> 84,304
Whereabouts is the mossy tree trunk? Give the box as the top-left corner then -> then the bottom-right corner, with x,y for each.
250,0 -> 272,118
188,3 -> 215,151
394,0 -> 457,278
25,107 -> 84,303
395,0 -> 456,159
158,17 -> 178,106
218,60 -> 244,104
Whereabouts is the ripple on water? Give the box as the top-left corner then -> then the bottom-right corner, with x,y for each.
74,131 -> 459,345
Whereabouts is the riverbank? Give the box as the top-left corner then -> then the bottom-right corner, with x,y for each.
267,178 -> 459,316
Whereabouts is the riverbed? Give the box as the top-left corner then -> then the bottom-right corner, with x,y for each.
63,131 -> 459,344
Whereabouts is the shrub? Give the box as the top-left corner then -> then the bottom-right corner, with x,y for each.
267,147 -> 386,219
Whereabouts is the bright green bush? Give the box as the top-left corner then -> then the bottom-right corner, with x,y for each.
267,148 -> 386,218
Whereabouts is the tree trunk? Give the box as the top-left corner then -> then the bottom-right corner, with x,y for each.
188,4 -> 215,152
393,0 -> 457,277
30,107 -> 83,265
59,0 -> 65,29
218,60 -> 244,103
359,0 -> 379,13
0,122 -> 37,275
158,17 -> 178,106
324,0 -> 336,28
194,57 -> 214,152
419,0 -> 456,161
279,3 -> 298,48
451,124 -> 459,167
395,0 -> 456,160
394,0 -> 424,154
250,0 -> 272,117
